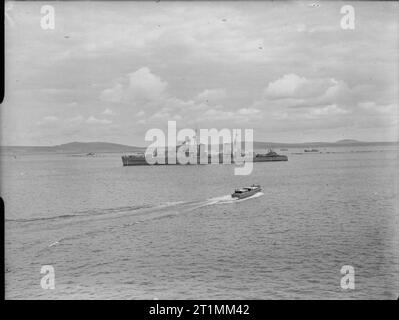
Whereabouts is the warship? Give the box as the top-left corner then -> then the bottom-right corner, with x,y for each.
122,143 -> 288,166
121,153 -> 148,166
252,149 -> 288,162
122,142 -> 209,166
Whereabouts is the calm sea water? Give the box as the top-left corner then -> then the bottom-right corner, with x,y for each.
2,146 -> 399,299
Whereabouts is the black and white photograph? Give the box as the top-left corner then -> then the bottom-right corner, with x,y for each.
1,0 -> 399,302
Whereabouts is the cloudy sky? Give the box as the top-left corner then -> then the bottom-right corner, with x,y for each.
2,1 -> 398,146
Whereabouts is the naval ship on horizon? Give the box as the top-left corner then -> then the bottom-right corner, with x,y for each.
122,135 -> 288,166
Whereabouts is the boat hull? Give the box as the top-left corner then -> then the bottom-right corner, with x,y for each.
122,153 -> 288,166
252,155 -> 288,162
231,187 -> 262,199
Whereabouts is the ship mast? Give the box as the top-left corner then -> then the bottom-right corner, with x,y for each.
195,127 -> 199,164
232,130 -> 238,162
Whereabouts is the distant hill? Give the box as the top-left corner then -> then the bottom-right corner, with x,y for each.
1,139 -> 398,155
0,141 -> 145,155
335,139 -> 361,144
52,142 -> 145,153
332,139 -> 381,145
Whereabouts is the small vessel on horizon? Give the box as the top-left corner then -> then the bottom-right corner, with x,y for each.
252,149 -> 288,162
304,148 -> 319,153
231,184 -> 262,199
122,153 -> 148,166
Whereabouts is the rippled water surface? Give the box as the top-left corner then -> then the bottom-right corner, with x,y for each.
2,146 -> 399,299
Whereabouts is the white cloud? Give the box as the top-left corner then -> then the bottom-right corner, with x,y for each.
196,89 -> 227,102
203,109 -> 234,119
200,107 -> 260,122
100,83 -> 124,103
100,67 -> 168,104
36,116 -> 58,125
43,116 -> 58,122
66,115 -> 84,123
264,74 -> 308,98
237,108 -> 260,115
264,74 -> 335,100
151,109 -> 170,119
306,104 -> 349,119
100,69 -> 233,127
67,102 -> 78,107
126,67 -> 167,101
102,108 -> 116,115
86,116 -> 112,125
358,102 -> 397,115
2,1 -> 398,146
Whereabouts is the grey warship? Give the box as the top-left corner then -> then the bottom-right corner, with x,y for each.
122,144 -> 288,166
252,149 -> 288,162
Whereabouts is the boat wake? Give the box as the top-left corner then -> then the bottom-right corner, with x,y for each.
206,192 -> 264,205
31,192 -> 264,251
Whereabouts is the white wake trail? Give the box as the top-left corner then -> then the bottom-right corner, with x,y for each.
205,191 -> 265,206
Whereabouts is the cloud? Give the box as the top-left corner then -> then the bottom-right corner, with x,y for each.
100,83 -> 124,103
66,115 -> 84,123
264,74 -> 335,100
246,70 -> 399,140
36,116 -> 59,126
43,116 -> 58,121
264,74 -> 307,98
126,67 -> 167,101
86,116 -> 112,125
358,102 -> 397,115
250,74 -> 360,132
100,68 -> 233,127
5,0 -> 396,145
199,107 -> 261,122
203,108 -> 235,119
100,67 -> 168,104
306,104 -> 349,119
256,74 -> 358,113
102,108 -> 116,115
151,107 -> 172,119
195,89 -> 227,102
66,101 -> 78,107
237,108 -> 260,116
356,102 -> 398,128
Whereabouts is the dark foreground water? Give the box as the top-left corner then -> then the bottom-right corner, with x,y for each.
2,146 -> 399,299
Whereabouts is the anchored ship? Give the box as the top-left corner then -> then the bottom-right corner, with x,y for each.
121,153 -> 147,166
122,150 -> 217,166
252,149 -> 288,162
122,141 -> 210,166
122,139 -> 288,166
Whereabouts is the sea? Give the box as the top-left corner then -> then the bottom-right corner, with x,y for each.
2,145 -> 399,299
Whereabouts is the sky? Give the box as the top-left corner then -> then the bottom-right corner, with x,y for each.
2,1 -> 399,146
